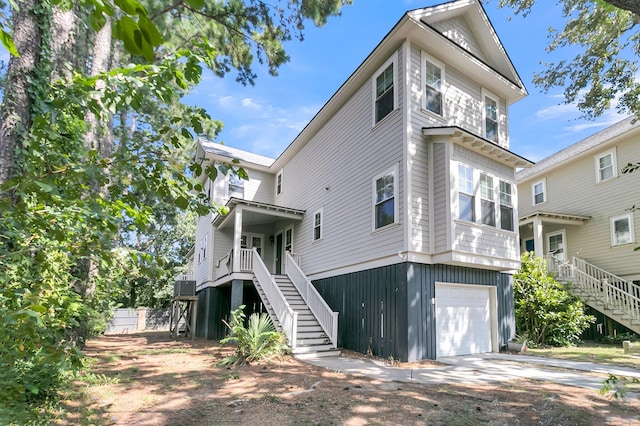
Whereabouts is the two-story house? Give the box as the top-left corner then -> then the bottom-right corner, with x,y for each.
517,116 -> 640,336
191,0 -> 533,361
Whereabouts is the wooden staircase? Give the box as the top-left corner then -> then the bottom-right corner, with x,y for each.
551,257 -> 640,335
252,274 -> 340,359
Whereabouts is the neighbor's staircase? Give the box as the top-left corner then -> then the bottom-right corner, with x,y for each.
550,257 -> 640,334
250,249 -> 340,359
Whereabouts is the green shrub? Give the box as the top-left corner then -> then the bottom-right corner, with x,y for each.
218,305 -> 289,367
514,252 -> 595,347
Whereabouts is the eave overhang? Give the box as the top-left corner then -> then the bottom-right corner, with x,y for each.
423,126 -> 534,168
519,211 -> 591,227
213,198 -> 305,228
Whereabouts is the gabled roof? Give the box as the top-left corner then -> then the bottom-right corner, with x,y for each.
517,116 -> 638,183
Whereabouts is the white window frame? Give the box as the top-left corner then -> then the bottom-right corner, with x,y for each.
532,179 -> 546,205
546,230 -> 566,262
372,164 -> 399,231
312,208 -> 323,241
595,148 -> 617,183
372,53 -> 398,126
482,89 -> 499,143
457,163 -> 476,223
228,173 -> 244,199
421,51 -> 445,117
499,180 -> 514,232
611,213 -> 634,246
479,173 -> 496,227
198,233 -> 208,264
275,170 -> 283,196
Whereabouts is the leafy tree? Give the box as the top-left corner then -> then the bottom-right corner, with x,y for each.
498,0 -> 640,120
514,252 -> 595,346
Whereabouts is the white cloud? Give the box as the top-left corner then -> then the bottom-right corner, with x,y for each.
241,97 -> 262,110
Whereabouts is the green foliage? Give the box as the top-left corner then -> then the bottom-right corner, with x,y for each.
514,253 -> 595,346
218,305 -> 289,367
498,0 -> 640,120
601,373 -> 640,400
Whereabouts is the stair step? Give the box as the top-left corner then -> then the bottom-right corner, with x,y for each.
296,337 -> 331,346
292,344 -> 336,354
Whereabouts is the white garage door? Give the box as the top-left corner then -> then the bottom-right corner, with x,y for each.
435,284 -> 492,357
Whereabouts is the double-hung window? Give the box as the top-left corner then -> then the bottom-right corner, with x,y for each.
499,181 -> 514,231
423,53 -> 443,116
373,167 -> 397,229
313,209 -> 323,241
374,57 -> 396,124
458,165 -> 475,222
611,214 -> 634,246
532,180 -> 546,205
229,174 -> 244,198
596,149 -> 617,183
483,92 -> 498,143
479,174 -> 495,226
275,170 -> 283,196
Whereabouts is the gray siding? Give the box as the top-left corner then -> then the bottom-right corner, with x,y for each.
433,142 -> 449,252
518,138 -> 640,278
277,49 -> 406,275
432,15 -> 487,62
314,262 -> 515,361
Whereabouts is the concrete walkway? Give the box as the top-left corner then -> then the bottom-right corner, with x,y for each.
305,352 -> 640,395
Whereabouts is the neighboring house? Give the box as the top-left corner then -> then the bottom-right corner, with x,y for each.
191,0 -> 534,361
517,116 -> 640,335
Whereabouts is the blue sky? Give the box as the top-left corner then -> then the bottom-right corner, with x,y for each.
184,0 -> 629,163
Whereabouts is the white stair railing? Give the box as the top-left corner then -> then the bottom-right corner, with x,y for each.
285,252 -> 338,348
251,248 -> 298,349
573,257 -> 640,300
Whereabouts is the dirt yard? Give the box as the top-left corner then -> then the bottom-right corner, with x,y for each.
55,332 -> 639,425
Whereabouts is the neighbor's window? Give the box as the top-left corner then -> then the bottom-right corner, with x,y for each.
373,167 -> 397,229
229,174 -> 244,198
479,174 -> 495,226
458,164 -> 475,222
611,214 -> 634,246
276,170 -> 283,196
596,149 -> 617,183
499,181 -> 514,231
484,93 -> 498,143
532,180 -> 546,205
313,209 -> 323,241
423,54 -> 443,116
374,59 -> 396,123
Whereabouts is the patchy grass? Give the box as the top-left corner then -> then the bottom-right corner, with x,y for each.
526,342 -> 640,369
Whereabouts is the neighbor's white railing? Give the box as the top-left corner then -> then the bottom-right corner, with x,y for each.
573,257 -> 640,300
252,248 -> 298,349
239,248 -> 253,271
285,252 -> 338,348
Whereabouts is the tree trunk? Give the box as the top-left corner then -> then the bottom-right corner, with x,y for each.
604,0 -> 640,18
50,5 -> 76,82
0,0 -> 42,186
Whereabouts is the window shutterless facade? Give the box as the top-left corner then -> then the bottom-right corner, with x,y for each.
611,214 -> 634,246
483,91 -> 498,143
422,52 -> 444,116
373,166 -> 398,230
228,174 -> 244,198
313,209 -> 323,241
457,164 -> 475,222
499,181 -> 514,231
275,170 -> 283,196
479,174 -> 495,227
373,55 -> 397,124
532,179 -> 546,205
595,149 -> 617,183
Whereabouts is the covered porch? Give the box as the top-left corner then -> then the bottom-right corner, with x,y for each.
212,198 -> 305,286
518,211 -> 591,263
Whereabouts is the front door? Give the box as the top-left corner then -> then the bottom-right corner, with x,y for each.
275,233 -> 283,274
547,231 -> 566,262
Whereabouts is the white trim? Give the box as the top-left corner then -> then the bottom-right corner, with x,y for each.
611,213 -> 635,246
312,208 -> 323,241
372,164 -> 400,231
372,52 -> 398,126
595,147 -> 618,183
481,88 -> 499,144
275,169 -> 283,197
532,178 -> 546,206
421,50 -> 445,118
546,229 -> 567,262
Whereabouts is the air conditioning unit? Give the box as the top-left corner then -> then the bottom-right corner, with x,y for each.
174,280 -> 196,297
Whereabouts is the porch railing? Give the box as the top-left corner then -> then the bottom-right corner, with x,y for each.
217,248 -> 254,276
252,248 -> 298,349
284,252 -> 338,348
239,248 -> 253,271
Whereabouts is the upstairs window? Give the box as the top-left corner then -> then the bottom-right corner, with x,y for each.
373,167 -> 397,229
458,164 -> 475,222
479,174 -> 495,227
596,149 -> 617,183
229,174 -> 244,198
313,209 -> 323,241
374,57 -> 396,124
611,214 -> 634,246
423,53 -> 443,116
483,92 -> 498,143
532,180 -> 546,205
276,170 -> 283,196
499,181 -> 514,231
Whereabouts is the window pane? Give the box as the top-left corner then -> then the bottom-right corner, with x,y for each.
375,198 -> 394,228
375,64 -> 394,123
614,218 -> 631,244
425,86 -> 442,115
458,165 -> 474,194
481,199 -> 496,226
599,154 -> 614,181
480,174 -> 493,200
458,193 -> 474,222
425,60 -> 442,115
485,97 -> 498,142
500,205 -> 514,231
533,182 -> 544,204
500,181 -> 512,206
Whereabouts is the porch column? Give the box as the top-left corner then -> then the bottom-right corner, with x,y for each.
230,279 -> 243,312
533,216 -> 544,259
232,206 -> 243,273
